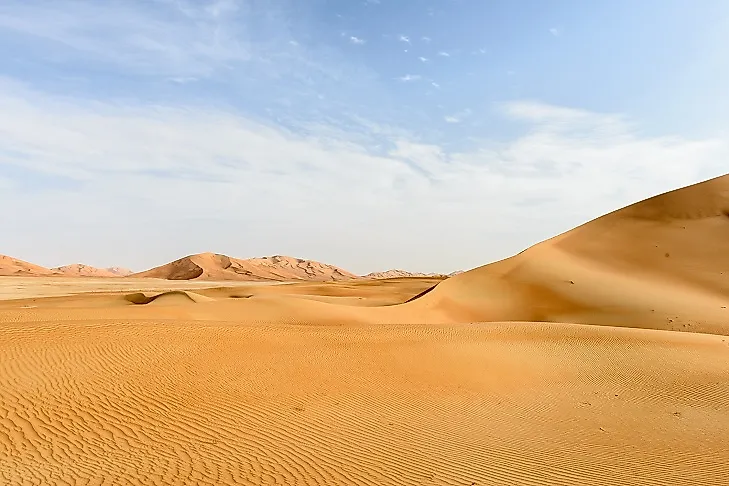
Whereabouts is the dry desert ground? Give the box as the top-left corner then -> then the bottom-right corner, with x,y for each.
1,174 -> 729,485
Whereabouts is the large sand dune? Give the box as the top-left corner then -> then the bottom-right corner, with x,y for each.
1,175 -> 729,485
407,174 -> 729,334
132,252 -> 357,281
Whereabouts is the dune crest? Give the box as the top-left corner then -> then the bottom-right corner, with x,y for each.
132,252 -> 357,282
124,290 -> 214,305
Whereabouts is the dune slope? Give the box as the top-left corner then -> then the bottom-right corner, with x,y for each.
51,264 -> 123,278
410,174 -> 729,334
0,254 -> 53,276
132,252 -> 357,282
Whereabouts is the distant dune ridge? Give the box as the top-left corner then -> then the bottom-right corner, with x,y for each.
365,269 -> 463,279
106,267 -> 134,277
409,173 -> 729,334
0,254 -> 54,276
364,270 -> 446,279
51,264 -> 130,278
1,252 -> 457,281
131,252 -> 358,281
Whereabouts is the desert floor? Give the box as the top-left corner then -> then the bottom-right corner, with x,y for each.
1,277 -> 728,485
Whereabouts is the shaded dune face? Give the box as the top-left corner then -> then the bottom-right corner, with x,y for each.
164,259 -> 205,280
123,290 -> 213,305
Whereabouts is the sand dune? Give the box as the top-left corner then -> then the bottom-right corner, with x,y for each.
364,270 -> 463,279
51,263 -> 125,278
105,266 -> 133,277
132,252 -> 357,282
124,290 -> 215,305
364,269 -> 447,279
2,175 -> 729,484
408,174 -> 729,334
0,254 -> 54,276
1,257 -> 133,278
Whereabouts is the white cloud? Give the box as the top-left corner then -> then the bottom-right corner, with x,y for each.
418,56 -> 429,63
503,101 -> 595,123
0,81 -> 726,274
169,77 -> 199,84
398,35 -> 411,44
397,74 -> 421,82
437,51 -> 450,57
349,36 -> 366,45
444,109 -> 472,124
421,36 -> 431,43
549,27 -> 560,36
431,81 -> 441,88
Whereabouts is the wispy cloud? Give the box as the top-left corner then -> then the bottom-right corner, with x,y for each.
169,77 -> 199,84
431,81 -> 441,89
398,35 -> 411,44
437,51 -> 451,57
0,1 -> 253,77
349,36 -> 366,45
503,101 -> 601,124
549,27 -> 560,37
418,57 -> 429,63
444,109 -> 472,124
0,0 -> 361,88
421,36 -> 431,43
397,74 -> 421,82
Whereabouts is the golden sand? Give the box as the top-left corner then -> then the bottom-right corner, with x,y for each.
1,175 -> 728,485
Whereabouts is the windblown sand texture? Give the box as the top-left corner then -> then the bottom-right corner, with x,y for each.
1,174 -> 729,485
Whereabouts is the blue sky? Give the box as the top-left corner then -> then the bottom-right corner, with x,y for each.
1,0 -> 727,274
